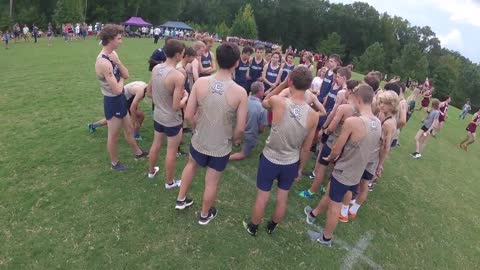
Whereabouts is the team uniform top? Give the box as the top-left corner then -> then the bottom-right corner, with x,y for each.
319,70 -> 334,101
324,85 -> 343,114
326,106 -> 357,148
249,58 -> 264,82
234,59 -> 250,88
281,63 -> 295,82
439,102 -> 449,122
199,51 -> 213,77
98,54 -> 121,97
151,64 -> 183,127
467,114 -> 480,133
332,116 -> 382,186
263,63 -> 280,90
124,81 -> 147,101
176,61 -> 193,93
191,78 -> 237,157
262,99 -> 310,165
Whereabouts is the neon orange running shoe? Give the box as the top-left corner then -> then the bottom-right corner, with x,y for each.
339,214 -> 349,223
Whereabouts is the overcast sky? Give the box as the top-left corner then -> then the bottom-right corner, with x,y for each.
331,0 -> 480,63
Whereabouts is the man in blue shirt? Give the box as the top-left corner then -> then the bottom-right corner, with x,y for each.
230,82 -> 268,160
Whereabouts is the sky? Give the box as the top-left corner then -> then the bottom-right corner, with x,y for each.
331,0 -> 480,63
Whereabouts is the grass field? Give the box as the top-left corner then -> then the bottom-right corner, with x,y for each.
1,37 -> 479,269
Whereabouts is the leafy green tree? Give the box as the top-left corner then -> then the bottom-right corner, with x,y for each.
317,32 -> 345,58
354,42 -> 385,74
391,43 -> 429,81
230,4 -> 258,39
53,0 -> 84,24
215,21 -> 230,38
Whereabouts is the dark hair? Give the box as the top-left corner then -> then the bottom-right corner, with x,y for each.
332,66 -> 340,74
164,39 -> 185,58
242,46 -> 254,55
353,84 -> 374,104
329,54 -> 341,64
364,75 -> 380,92
165,36 -> 174,44
346,80 -> 360,91
384,82 -> 401,95
255,46 -> 265,52
397,82 -> 406,93
265,48 -> 272,54
98,24 -> 124,46
290,66 -> 313,91
286,53 -> 294,58
272,52 -> 282,61
336,67 -> 352,80
184,47 -> 197,57
216,43 -> 240,69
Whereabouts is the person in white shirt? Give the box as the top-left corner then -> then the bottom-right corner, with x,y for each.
311,67 -> 328,96
22,24 -> 29,42
153,27 -> 161,44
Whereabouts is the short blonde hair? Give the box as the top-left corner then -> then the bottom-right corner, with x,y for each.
377,90 -> 400,114
192,41 -> 206,54
431,98 -> 440,110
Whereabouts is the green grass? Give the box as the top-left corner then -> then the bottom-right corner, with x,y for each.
1,37 -> 479,269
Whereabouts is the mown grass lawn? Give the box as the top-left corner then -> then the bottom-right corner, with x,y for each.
0,37 -> 479,269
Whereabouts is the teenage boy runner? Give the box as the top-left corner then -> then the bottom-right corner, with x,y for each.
304,84 -> 381,246
244,66 -> 319,236
175,43 -> 248,225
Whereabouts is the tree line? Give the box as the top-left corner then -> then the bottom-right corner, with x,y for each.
2,0 -> 479,109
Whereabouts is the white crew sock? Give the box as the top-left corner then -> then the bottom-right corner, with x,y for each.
349,202 -> 361,215
341,204 -> 349,217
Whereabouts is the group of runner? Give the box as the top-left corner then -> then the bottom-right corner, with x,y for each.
90,24 -> 480,247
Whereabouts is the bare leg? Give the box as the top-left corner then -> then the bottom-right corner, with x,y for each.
176,156 -> 198,200
121,115 -> 142,154
271,189 -> 290,223
251,189 -> 270,225
466,133 -> 476,145
201,168 -> 223,216
106,117 -> 122,164
229,152 -> 247,161
312,182 -> 331,216
419,134 -> 430,153
310,163 -> 327,193
355,180 -> 370,205
414,130 -> 423,153
165,130 -> 183,184
459,135 -> 470,145
148,131 -> 164,174
323,200 -> 342,239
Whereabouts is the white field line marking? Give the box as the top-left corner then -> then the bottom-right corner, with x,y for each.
229,165 -> 382,270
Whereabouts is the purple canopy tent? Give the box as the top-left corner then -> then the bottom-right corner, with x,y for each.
122,17 -> 152,27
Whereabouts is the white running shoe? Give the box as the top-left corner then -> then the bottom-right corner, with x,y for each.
147,166 -> 160,179
165,179 -> 181,189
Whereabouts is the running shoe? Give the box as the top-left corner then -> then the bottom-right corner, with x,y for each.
175,198 -> 194,210
88,124 -> 96,133
304,205 -> 316,225
339,214 -> 348,223
111,161 -> 128,171
298,189 -> 315,199
134,150 -> 149,160
198,207 -> 218,225
243,220 -> 258,236
316,235 -> 332,247
147,166 -> 160,179
266,220 -> 278,234
134,135 -> 144,141
165,180 -> 181,189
